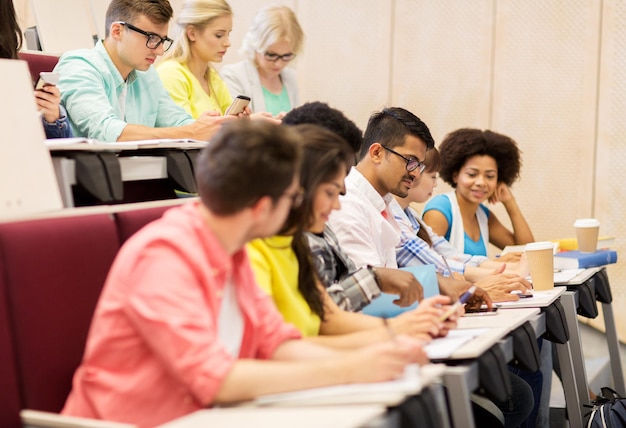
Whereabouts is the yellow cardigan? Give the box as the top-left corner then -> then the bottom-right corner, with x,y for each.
247,235 -> 321,337
157,60 -> 232,118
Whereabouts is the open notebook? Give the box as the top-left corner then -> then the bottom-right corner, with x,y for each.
254,364 -> 421,407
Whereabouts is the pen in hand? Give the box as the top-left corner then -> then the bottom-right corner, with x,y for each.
439,285 -> 477,322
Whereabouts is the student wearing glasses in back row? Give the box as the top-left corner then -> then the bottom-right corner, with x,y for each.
54,0 -> 236,142
220,5 -> 303,118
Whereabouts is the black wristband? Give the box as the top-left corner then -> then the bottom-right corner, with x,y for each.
366,265 -> 381,287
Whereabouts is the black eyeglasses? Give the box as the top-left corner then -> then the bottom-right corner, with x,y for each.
116,21 -> 173,52
382,146 -> 426,173
263,51 -> 296,62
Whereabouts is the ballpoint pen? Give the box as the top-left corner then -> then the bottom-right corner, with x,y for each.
439,285 -> 477,322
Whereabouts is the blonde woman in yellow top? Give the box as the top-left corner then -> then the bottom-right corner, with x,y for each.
157,0 -> 236,118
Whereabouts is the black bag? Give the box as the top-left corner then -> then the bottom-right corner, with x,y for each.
585,387 -> 626,428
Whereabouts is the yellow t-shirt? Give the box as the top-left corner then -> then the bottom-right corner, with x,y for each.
247,235 -> 321,337
157,60 -> 232,118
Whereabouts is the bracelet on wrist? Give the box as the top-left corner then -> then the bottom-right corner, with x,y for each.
367,265 -> 381,287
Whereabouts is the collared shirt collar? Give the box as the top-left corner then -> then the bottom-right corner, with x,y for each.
94,40 -> 138,88
346,167 -> 394,213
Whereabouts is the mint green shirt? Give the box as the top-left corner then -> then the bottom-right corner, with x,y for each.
261,85 -> 291,117
55,41 -> 194,142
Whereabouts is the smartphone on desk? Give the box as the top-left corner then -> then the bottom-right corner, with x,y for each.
35,72 -> 60,90
225,95 -> 251,115
463,307 -> 499,317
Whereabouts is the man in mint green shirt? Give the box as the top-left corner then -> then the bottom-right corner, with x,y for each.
55,0 -> 233,142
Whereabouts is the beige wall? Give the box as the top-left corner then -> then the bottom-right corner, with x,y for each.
16,0 -> 626,338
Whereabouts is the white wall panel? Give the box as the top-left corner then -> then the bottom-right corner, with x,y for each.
392,0 -> 494,142
592,0 -> 626,337
490,1 -> 601,243
295,0 -> 392,129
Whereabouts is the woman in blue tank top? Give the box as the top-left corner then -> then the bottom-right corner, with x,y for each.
422,128 -> 534,258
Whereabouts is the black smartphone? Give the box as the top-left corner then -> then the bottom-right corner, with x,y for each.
224,95 -> 251,115
463,307 -> 499,317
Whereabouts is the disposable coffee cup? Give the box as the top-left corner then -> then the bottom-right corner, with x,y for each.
525,241 -> 554,291
574,218 -> 600,253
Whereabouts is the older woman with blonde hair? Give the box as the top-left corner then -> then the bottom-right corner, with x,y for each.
157,0 -> 235,118
221,5 -> 304,118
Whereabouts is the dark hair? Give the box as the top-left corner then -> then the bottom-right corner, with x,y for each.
0,0 -> 22,59
282,102 -> 363,155
280,124 -> 354,320
105,0 -> 173,37
360,107 -> 435,160
438,128 -> 522,188
195,120 -> 301,215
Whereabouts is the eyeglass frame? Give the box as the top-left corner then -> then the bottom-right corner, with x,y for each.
382,145 -> 426,173
263,51 -> 296,62
114,21 -> 173,52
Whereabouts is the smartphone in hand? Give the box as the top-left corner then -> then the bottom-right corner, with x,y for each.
35,72 -> 60,90
463,307 -> 499,317
224,95 -> 251,115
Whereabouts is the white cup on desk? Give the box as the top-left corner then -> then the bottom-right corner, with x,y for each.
525,241 -> 555,291
574,218 -> 600,253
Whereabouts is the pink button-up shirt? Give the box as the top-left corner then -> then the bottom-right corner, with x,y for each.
62,203 -> 300,427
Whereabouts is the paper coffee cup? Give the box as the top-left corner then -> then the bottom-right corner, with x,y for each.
525,241 -> 554,291
574,218 -> 600,253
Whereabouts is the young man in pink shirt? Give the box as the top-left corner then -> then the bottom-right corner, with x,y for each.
62,120 -> 423,427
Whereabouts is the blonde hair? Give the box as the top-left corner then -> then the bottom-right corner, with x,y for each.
162,0 -> 232,63
240,5 -> 304,62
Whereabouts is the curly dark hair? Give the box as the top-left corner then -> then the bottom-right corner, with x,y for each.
282,101 -> 363,155
438,128 -> 522,187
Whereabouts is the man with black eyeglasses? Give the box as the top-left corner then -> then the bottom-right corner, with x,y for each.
54,0 -> 234,142
327,107 -> 433,269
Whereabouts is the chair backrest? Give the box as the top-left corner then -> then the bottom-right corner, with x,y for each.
0,59 -> 63,221
0,275 -> 22,428
30,0 -> 95,53
89,0 -> 111,41
114,205 -> 172,244
17,51 -> 60,84
0,213 -> 119,412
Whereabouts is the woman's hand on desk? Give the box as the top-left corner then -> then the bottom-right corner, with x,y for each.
250,111 -> 282,125
476,273 -> 532,302
388,296 -> 451,339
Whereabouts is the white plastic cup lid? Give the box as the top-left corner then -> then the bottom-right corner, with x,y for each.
525,241 -> 554,251
574,218 -> 600,228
